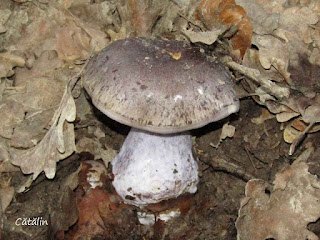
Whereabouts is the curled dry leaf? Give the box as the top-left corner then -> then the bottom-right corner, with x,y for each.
275,111 -> 300,123
265,100 -> 293,114
252,34 -> 291,84
0,51 -> 25,79
210,123 -> 235,148
220,123 -> 236,140
183,28 -> 223,45
196,0 -> 253,58
283,124 -> 300,144
13,50 -> 63,87
291,118 -> 320,133
11,86 -> 76,180
242,48 -> 286,85
236,148 -> 320,240
251,108 -> 275,125
283,116 -> 320,156
302,103 -> 320,124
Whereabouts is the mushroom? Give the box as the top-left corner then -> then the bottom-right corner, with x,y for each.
83,38 -> 239,207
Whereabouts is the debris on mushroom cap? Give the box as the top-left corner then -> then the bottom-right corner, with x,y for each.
83,37 -> 239,134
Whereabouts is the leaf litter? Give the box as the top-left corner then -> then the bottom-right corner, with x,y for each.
0,0 -> 320,239
236,147 -> 320,240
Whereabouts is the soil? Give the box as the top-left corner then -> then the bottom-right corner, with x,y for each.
4,96 -> 319,239
1,0 -> 320,239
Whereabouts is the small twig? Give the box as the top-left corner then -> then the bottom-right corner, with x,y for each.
244,147 -> 257,172
68,42 -> 98,93
209,156 -> 257,182
221,57 -> 290,99
263,123 -> 270,137
308,24 -> 320,31
235,76 -> 245,82
4,86 -> 26,92
177,12 -> 203,29
289,121 -> 315,155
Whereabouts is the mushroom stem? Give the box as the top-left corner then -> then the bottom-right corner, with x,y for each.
111,128 -> 199,207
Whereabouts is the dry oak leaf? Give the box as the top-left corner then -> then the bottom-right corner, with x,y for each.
196,0 -> 253,58
210,122 -> 236,148
0,100 -> 25,139
251,108 -> 275,125
283,123 -> 300,144
0,186 -> 14,213
0,9 -> 12,34
236,148 -> 320,240
275,111 -> 300,123
0,51 -> 25,79
235,0 -> 279,35
11,86 -> 76,180
183,28 -> 224,45
71,188 -> 109,239
291,118 -> 320,133
3,2 -> 107,62
76,137 -> 117,167
253,34 -> 290,84
127,0 -> 165,36
55,20 -> 91,62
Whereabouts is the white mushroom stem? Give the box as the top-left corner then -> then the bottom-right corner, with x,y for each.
111,128 -> 199,207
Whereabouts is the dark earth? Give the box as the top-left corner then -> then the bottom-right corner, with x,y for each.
2,95 -> 320,239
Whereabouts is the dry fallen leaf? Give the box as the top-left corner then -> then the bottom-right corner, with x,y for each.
302,103 -> 320,124
127,0 -> 165,36
0,186 -> 14,213
220,123 -> 236,140
3,1 -> 108,62
251,108 -> 275,125
275,111 -> 300,123
234,2 -> 319,153
291,118 -> 320,133
235,0 -> 279,35
11,86 -> 76,180
0,100 -> 25,139
210,123 -> 236,148
196,0 -> 253,58
76,137 -> 117,167
252,34 -> 291,84
236,147 -> 320,240
71,188 -> 110,238
283,123 -> 300,144
183,28 -> 223,45
0,51 -> 25,79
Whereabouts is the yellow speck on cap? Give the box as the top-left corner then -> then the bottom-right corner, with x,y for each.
167,51 -> 181,60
